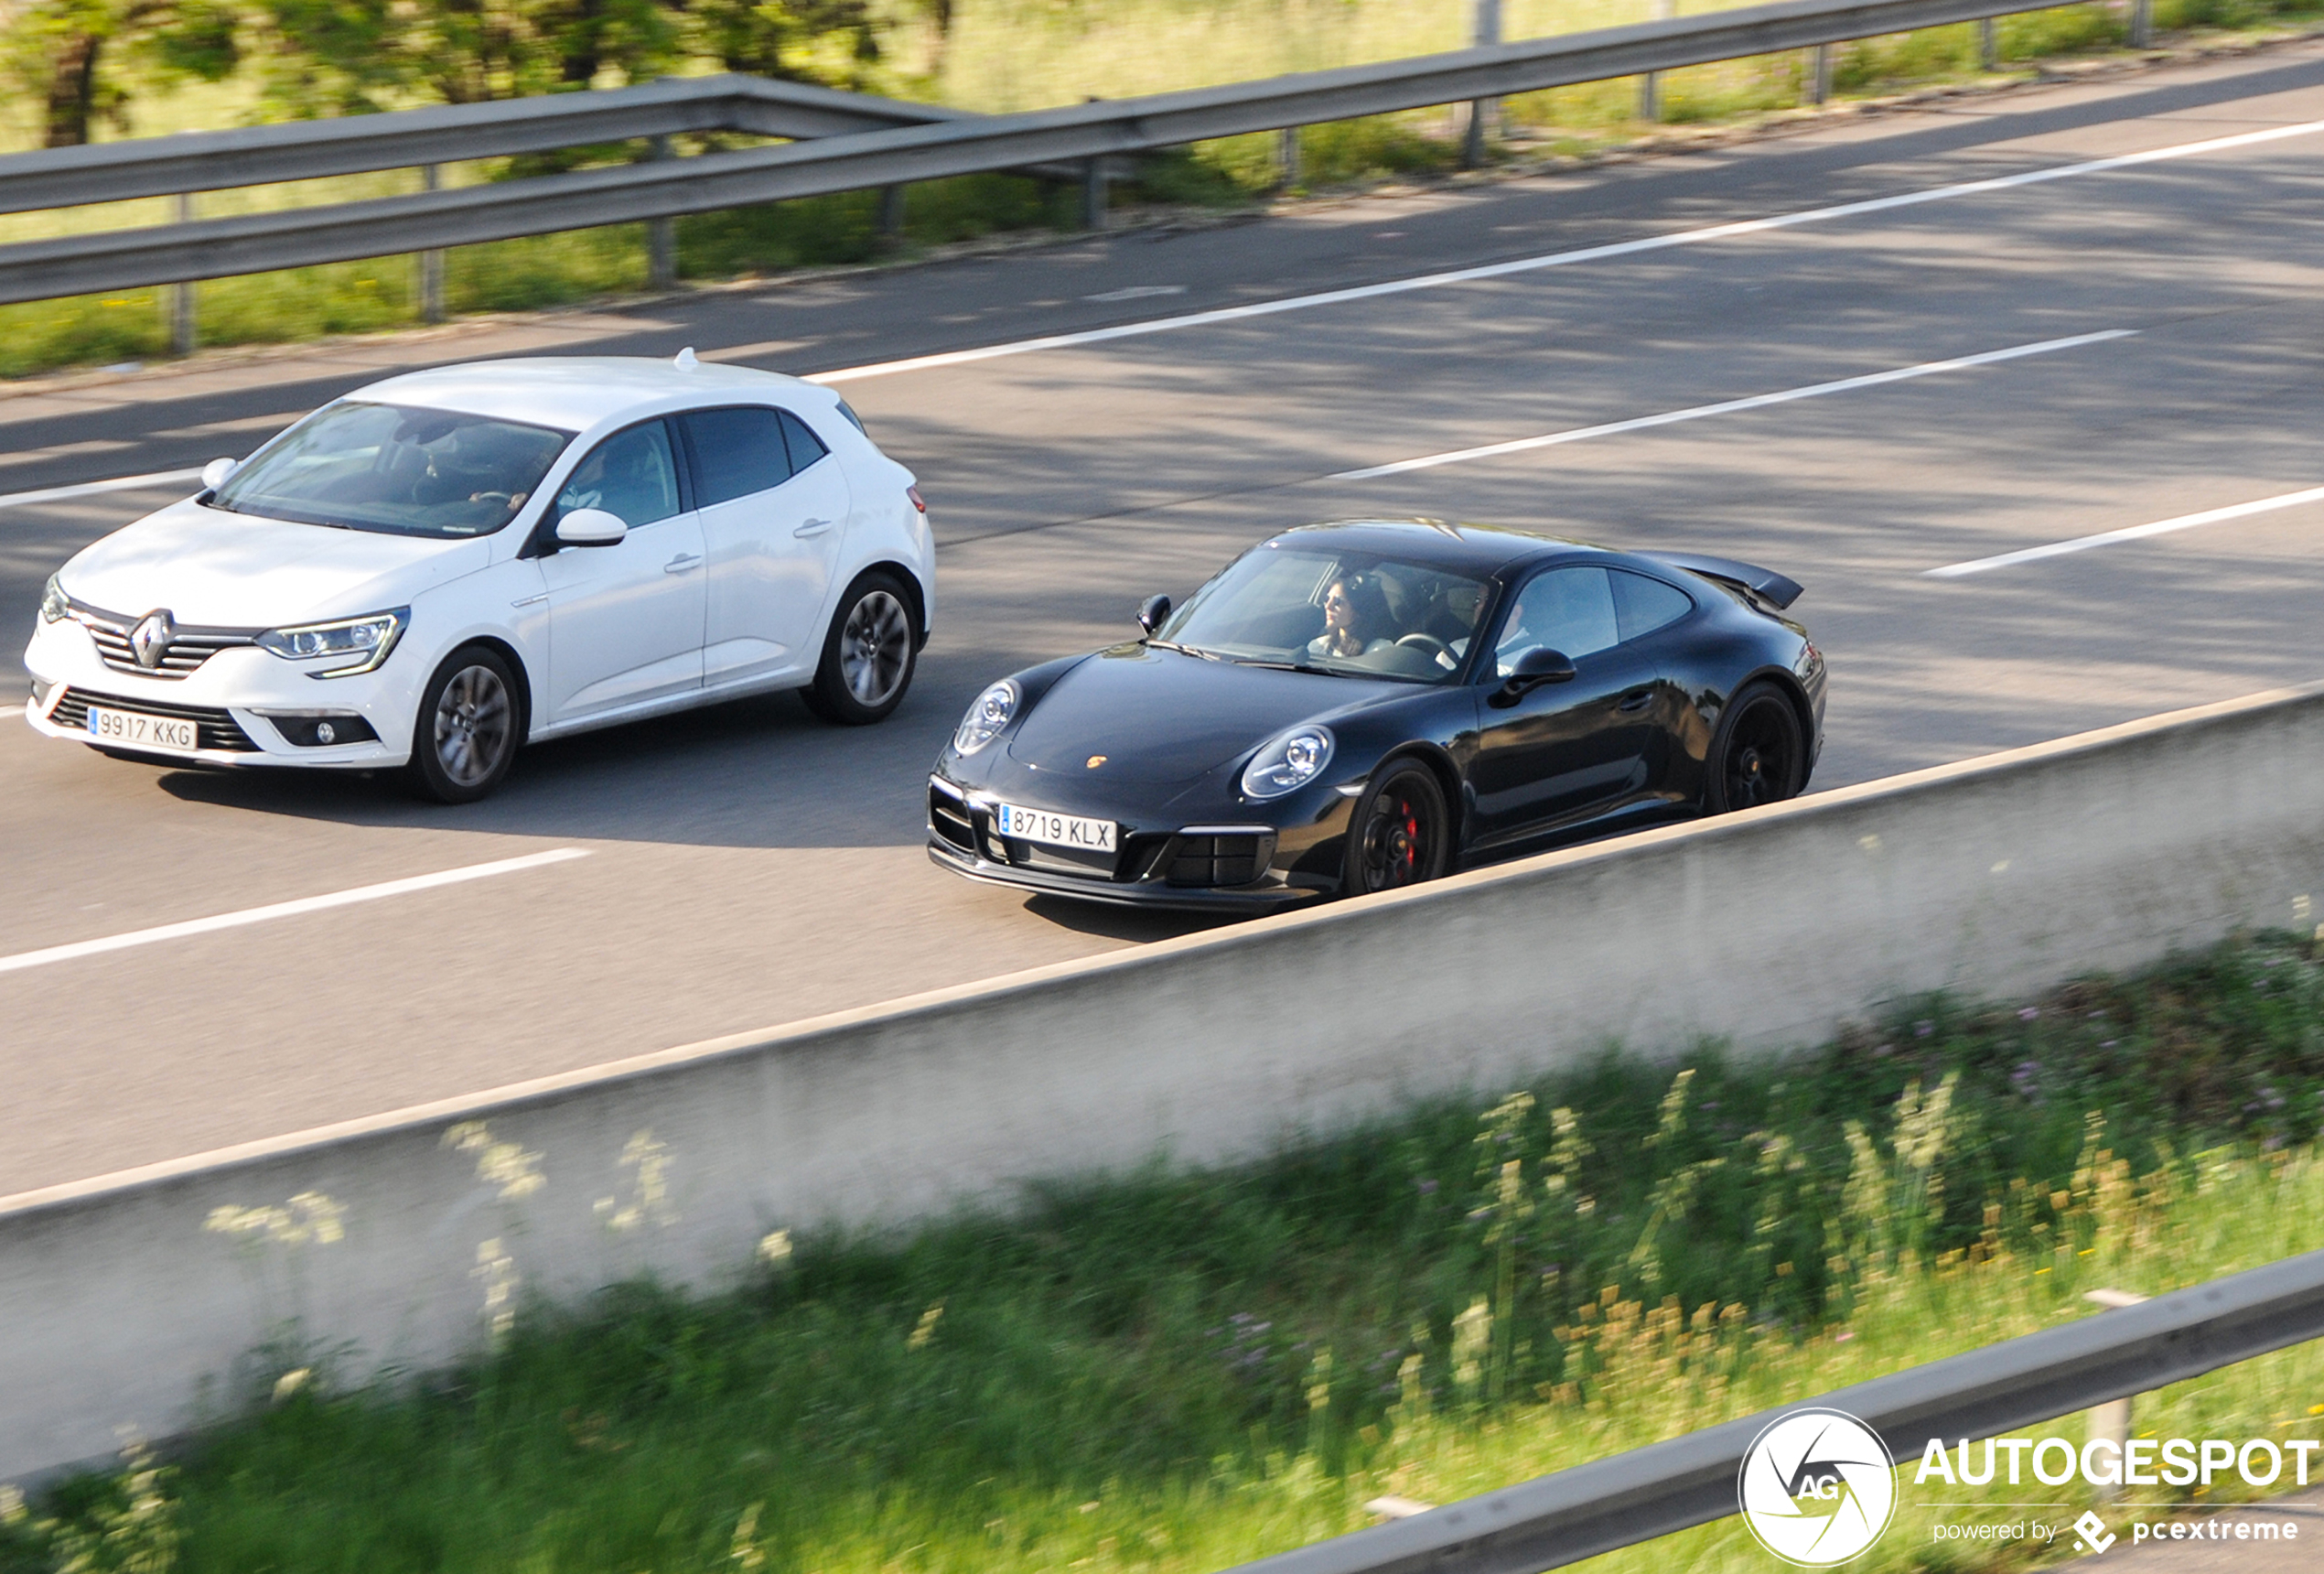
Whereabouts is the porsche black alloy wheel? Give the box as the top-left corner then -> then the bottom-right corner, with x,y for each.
1347,761 -> 1450,897
1707,680 -> 1804,814
409,645 -> 519,803
804,571 -> 916,725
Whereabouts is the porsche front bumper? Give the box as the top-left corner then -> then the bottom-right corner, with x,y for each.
925,774 -> 1337,912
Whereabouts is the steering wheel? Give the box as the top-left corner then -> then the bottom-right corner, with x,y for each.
1395,632 -> 1453,662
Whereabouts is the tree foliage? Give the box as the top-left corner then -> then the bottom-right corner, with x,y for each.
4,0 -> 881,147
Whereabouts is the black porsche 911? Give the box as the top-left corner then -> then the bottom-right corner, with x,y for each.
927,519 -> 1825,911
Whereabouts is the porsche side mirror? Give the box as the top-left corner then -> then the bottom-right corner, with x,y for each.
1135,593 -> 1172,636
199,457 -> 238,492
1490,647 -> 1576,707
555,507 -> 628,548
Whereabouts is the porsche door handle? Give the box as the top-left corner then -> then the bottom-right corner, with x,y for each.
793,518 -> 834,538
1616,688 -> 1655,714
663,553 -> 703,573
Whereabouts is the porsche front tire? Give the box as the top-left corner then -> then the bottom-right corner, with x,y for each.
803,571 -> 917,726
1345,761 -> 1450,898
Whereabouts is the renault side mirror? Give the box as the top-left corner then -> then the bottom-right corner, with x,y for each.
199,457 -> 238,492
1135,593 -> 1171,636
1490,647 -> 1576,707
555,507 -> 628,547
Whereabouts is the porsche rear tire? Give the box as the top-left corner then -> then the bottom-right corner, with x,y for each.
1345,761 -> 1450,897
1705,680 -> 1804,814
803,571 -> 916,726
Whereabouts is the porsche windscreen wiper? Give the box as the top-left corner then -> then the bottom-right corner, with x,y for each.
1231,658 -> 1339,676
1147,639 -> 1224,661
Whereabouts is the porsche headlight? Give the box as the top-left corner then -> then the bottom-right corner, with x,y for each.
38,575 -> 69,624
1242,725 -> 1334,800
256,608 -> 408,677
953,679 -> 1018,755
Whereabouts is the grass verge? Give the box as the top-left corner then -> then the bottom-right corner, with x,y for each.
4,932 -> 2324,1572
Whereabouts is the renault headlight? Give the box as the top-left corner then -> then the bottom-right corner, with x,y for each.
1242,725 -> 1334,800
38,575 -> 69,623
256,608 -> 408,677
952,679 -> 1018,755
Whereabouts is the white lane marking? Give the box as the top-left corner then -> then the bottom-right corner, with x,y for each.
0,469 -> 201,512
805,119 -> 2324,385
25,117 -> 2324,506
1330,330 -> 2136,480
1926,484 -> 2324,577
0,847 -> 590,976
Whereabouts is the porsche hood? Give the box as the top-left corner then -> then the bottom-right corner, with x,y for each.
1006,646 -> 1393,786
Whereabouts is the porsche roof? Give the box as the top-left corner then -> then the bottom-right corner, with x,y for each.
346,357 -> 832,432
1275,519 -> 1612,577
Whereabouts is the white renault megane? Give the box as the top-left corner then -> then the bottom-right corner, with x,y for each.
24,354 -> 935,801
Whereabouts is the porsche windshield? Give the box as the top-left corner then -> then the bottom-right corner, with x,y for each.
1158,545 -> 1493,683
209,401 -> 575,538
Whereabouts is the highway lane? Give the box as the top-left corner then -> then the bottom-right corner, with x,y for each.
4,44 -> 2323,1195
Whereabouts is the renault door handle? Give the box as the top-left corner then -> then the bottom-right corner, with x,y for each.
663,552 -> 703,573
1616,688 -> 1655,714
793,518 -> 834,538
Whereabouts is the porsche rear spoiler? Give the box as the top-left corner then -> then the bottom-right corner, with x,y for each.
1641,551 -> 1803,611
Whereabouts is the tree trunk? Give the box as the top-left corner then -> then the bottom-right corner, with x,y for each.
44,28 -> 102,148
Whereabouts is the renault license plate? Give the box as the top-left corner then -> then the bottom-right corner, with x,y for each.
995,803 -> 1115,852
85,706 -> 199,753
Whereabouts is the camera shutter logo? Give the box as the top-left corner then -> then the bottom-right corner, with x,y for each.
1737,1408 -> 1898,1566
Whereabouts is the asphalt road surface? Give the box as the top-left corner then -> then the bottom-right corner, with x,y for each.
5,44 -> 2324,1196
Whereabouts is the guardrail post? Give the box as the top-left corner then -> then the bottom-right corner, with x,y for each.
1464,0 -> 1501,167
877,184 -> 906,249
1807,42 -> 1834,104
1640,0 -> 1675,122
646,135 -> 677,289
1278,125 -> 1301,189
419,165 -> 445,324
2083,1288 -> 2148,1501
167,192 -> 196,356
2129,0 -> 2152,47
1081,156 -> 1107,231
1979,16 -> 1999,68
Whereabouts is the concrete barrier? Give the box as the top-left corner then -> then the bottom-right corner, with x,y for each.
6,684 -> 2324,1480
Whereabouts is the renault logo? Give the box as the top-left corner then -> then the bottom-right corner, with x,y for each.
130,610 -> 175,670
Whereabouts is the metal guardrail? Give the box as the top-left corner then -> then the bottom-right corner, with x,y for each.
0,75 -> 964,217
0,0 -> 2101,306
1218,1246 -> 2324,1574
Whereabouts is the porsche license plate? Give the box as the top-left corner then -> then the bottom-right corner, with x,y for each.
995,803 -> 1115,852
84,706 -> 200,753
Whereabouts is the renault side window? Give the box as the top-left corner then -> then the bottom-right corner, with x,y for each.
555,420 -> 679,527
1494,566 -> 1619,677
681,406 -> 793,506
779,410 -> 830,473
1610,570 -> 1695,642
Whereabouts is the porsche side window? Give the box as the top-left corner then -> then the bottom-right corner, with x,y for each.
681,406 -> 794,506
779,410 -> 831,472
1496,566 -> 1619,676
1610,570 -> 1695,642
555,420 -> 679,528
